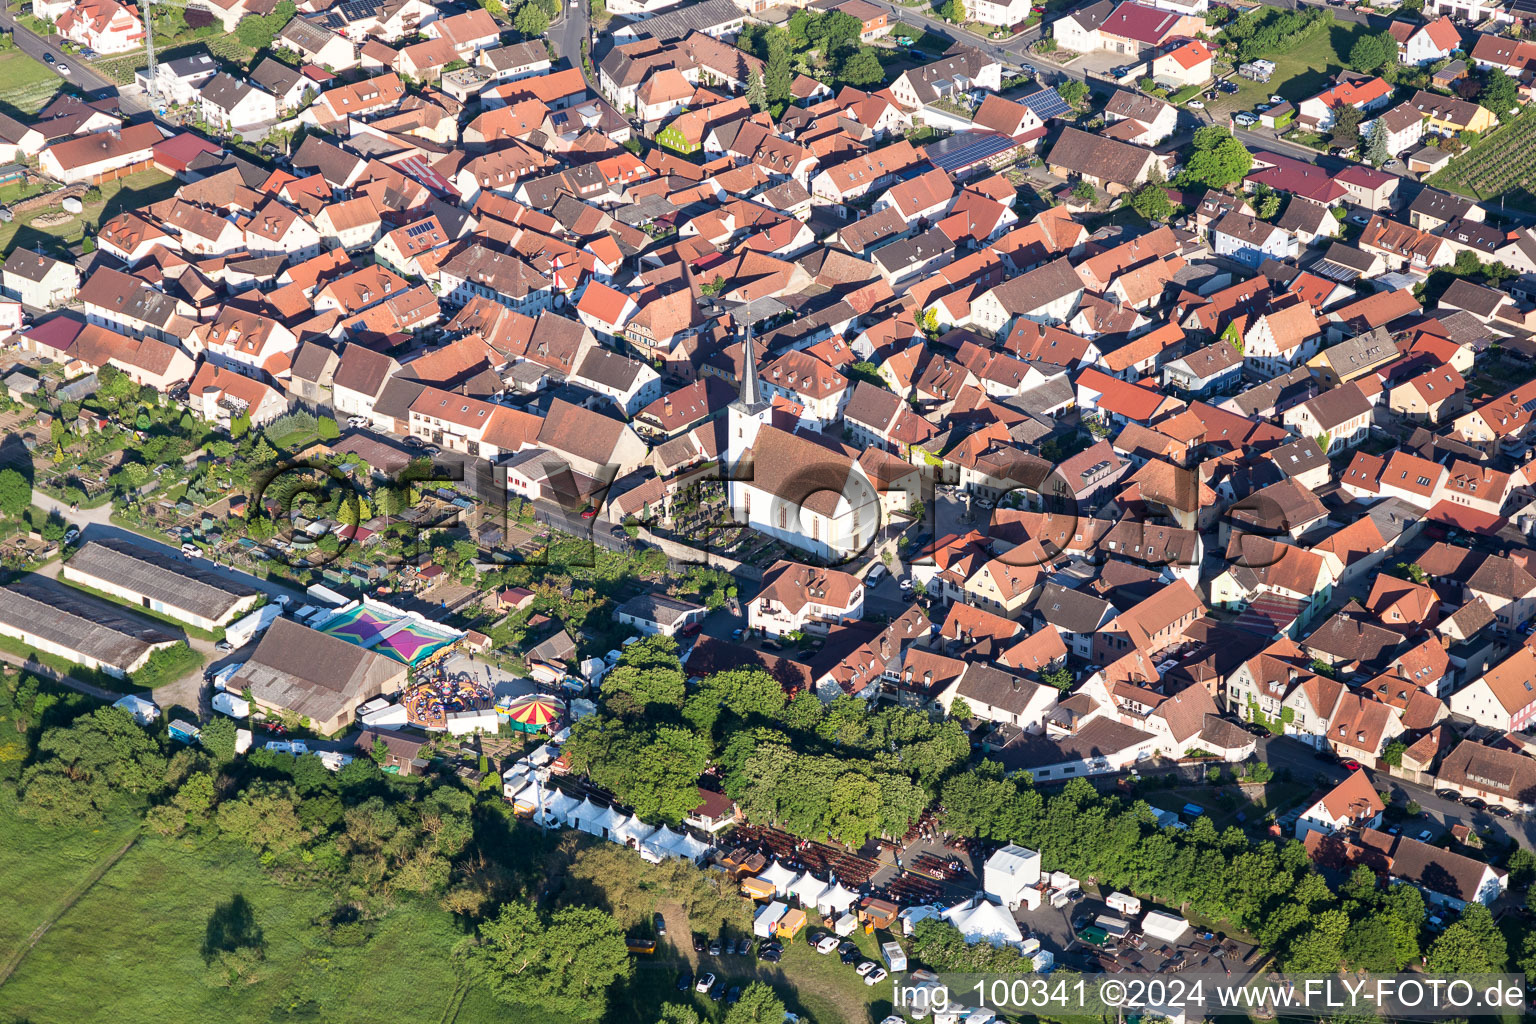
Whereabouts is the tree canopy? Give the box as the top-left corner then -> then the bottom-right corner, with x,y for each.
464,900 -> 632,1019
1179,126 -> 1254,189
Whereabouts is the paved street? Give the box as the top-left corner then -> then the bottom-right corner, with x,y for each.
0,11 -> 118,98
1260,735 -> 1536,851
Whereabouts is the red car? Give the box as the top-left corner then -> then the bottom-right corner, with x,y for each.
1341,759 -> 1361,772
580,505 -> 598,519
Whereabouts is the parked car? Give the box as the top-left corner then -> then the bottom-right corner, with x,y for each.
865,968 -> 888,986
63,526 -> 80,544
57,64 -> 71,75
1418,829 -> 1434,841
1341,759 -> 1361,772
1269,94 -> 1284,103
1235,112 -> 1258,126
215,640 -> 233,653
1188,99 -> 1204,109
708,939 -> 722,956
44,52 -> 55,63
1493,805 -> 1513,818
708,980 -> 726,1002
1465,797 -> 1487,810
856,960 -> 879,977
654,913 -> 666,937
676,972 -> 692,992
726,986 -> 742,1005
695,972 -> 716,994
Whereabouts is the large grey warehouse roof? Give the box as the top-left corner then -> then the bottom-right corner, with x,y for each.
66,538 -> 259,619
231,618 -> 403,724
0,577 -> 178,672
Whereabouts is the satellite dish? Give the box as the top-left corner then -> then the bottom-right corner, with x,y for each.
61,197 -> 83,214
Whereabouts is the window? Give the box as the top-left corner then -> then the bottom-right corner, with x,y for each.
778,505 -> 787,529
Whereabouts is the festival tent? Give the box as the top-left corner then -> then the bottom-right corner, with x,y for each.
505,778 -> 540,815
789,872 -> 831,909
943,896 -> 1025,949
588,802 -> 628,838
611,813 -> 657,848
640,825 -> 683,863
503,694 -> 563,733
573,796 -> 609,836
665,829 -> 711,865
817,880 -> 861,917
759,859 -> 799,898
542,789 -> 580,828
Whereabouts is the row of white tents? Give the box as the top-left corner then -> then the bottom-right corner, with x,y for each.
504,768 -> 712,865
756,858 -> 862,918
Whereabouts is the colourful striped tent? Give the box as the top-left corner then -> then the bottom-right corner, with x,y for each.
503,694 -> 562,733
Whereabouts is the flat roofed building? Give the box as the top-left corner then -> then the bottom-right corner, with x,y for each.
232,617 -> 407,734
0,576 -> 179,677
62,537 -> 263,631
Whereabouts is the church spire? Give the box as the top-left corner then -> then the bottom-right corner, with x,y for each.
738,322 -> 762,408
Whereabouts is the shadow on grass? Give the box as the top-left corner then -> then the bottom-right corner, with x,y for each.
203,893 -> 265,962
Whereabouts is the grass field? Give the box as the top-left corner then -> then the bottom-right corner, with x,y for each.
1429,105 -> 1536,207
0,168 -> 179,259
1206,23 -> 1372,121
0,49 -> 64,116
0,816 -> 473,1024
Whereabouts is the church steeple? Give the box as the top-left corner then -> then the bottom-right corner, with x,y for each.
738,323 -> 762,408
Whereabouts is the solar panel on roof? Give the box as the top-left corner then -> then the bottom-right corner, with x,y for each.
1019,87 -> 1070,120
925,131 -> 1017,174
1521,397 -> 1536,413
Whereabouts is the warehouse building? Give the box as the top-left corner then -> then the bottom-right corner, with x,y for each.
0,577 -> 180,677
231,617 -> 407,734
62,538 -> 263,631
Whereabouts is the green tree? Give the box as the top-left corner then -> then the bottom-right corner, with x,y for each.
1480,69 -> 1519,118
1426,904 -> 1507,972
465,901 -> 632,1019
1072,180 -> 1097,202
1257,191 -> 1282,219
317,415 -> 340,440
252,436 -> 277,464
1331,103 -> 1364,148
765,32 -> 793,106
201,717 -> 239,762
746,68 -> 768,112
1131,181 -> 1173,221
1348,31 -> 1395,73
1058,79 -> 1088,108
942,0 -> 966,21
564,718 -> 710,823
949,697 -> 974,721
1180,125 -> 1253,189
1041,665 -> 1073,691
0,466 -> 30,518
234,0 -> 295,49
19,707 -> 169,825
230,409 -> 251,439
1365,118 -> 1389,166
724,983 -> 786,1024
513,1 -> 549,37
840,46 -> 884,86
1381,739 -> 1406,767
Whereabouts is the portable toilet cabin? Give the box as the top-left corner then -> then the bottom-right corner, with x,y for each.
754,900 -> 788,937
1106,892 -> 1142,917
776,908 -> 808,940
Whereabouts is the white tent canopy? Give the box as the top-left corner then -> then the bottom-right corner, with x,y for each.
572,797 -> 608,835
612,813 -> 657,847
666,830 -> 711,864
541,789 -> 580,828
759,859 -> 799,897
589,802 -> 627,837
818,880 -> 861,917
640,824 -> 683,863
943,896 -> 1025,949
789,872 -> 830,908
